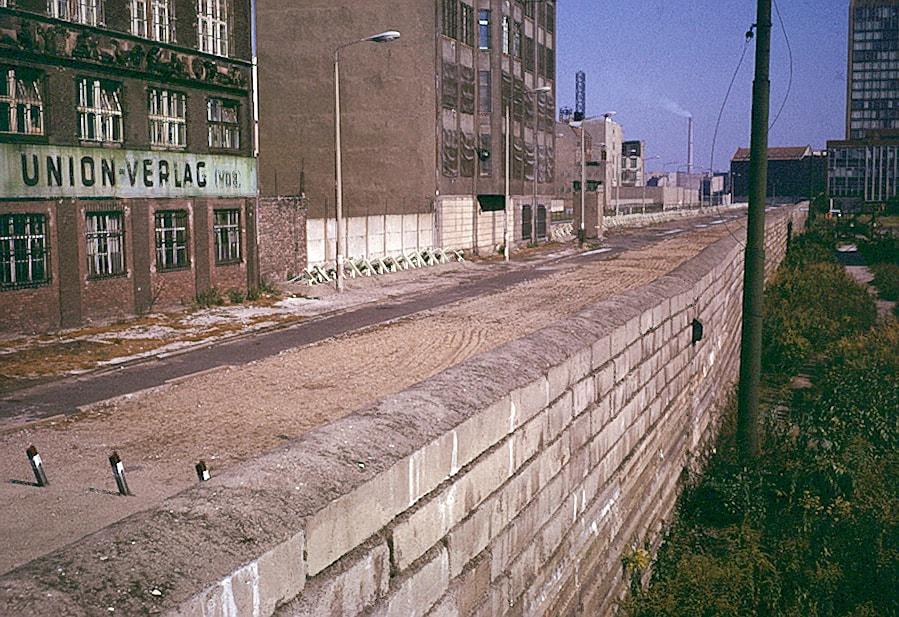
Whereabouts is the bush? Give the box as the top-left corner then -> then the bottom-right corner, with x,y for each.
858,235 -> 899,265
227,288 -> 246,304
871,262 -> 899,301
763,262 -> 876,375
195,286 -> 224,308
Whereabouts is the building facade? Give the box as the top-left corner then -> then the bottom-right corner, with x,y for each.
0,0 -> 257,333
732,146 -> 826,203
829,0 -> 899,211
256,0 -> 556,262
621,140 -> 644,187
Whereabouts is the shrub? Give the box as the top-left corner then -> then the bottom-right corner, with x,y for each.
763,262 -> 876,375
227,288 -> 246,304
858,235 -> 899,265
195,286 -> 224,308
246,287 -> 260,302
871,262 -> 899,301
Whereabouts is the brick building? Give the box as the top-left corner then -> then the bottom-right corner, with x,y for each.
256,0 -> 556,261
731,146 -> 826,204
0,0 -> 257,333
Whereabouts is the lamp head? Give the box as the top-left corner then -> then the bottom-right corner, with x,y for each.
365,30 -> 401,43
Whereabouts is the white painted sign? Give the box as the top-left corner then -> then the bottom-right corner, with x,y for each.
1,143 -> 257,199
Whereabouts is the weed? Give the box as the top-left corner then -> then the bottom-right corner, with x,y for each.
227,288 -> 246,304
195,286 -> 224,308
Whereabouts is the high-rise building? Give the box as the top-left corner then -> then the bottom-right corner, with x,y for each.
0,0 -> 257,333
256,0 -> 556,262
828,0 -> 899,211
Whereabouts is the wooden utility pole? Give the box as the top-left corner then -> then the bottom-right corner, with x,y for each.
737,0 -> 772,459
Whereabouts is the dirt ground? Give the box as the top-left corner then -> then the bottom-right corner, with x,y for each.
0,224 -> 737,575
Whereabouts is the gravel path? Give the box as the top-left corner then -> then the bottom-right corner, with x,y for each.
0,224 -> 738,575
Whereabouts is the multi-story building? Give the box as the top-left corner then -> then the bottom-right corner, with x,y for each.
0,0 -> 257,333
256,0 -> 556,261
621,140 -> 644,187
828,0 -> 899,211
731,146 -> 826,203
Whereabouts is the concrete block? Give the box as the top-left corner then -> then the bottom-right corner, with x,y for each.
545,391 -> 574,445
257,532 -> 306,616
594,364 -> 615,399
371,547 -> 449,617
306,430 -> 456,576
571,376 -> 596,417
282,542 -> 388,617
591,335 -> 613,370
510,375 -> 549,431
391,442 -> 510,571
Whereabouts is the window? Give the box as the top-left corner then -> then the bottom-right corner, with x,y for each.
213,209 -> 240,264
460,3 -> 474,47
154,210 -> 188,270
148,88 -> 186,148
85,212 -> 125,278
524,0 -> 534,19
77,78 -> 123,143
545,2 -> 555,33
502,15 -> 510,54
207,98 -> 239,149
442,0 -> 457,39
478,10 -> 491,50
131,0 -> 173,42
478,70 -> 491,113
1,214 -> 48,288
513,21 -> 523,58
0,67 -> 44,136
198,0 -> 228,56
50,0 -> 103,25
73,0 -> 102,25
47,0 -> 69,19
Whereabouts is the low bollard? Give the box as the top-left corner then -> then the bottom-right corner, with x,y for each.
26,445 -> 49,487
109,451 -> 131,496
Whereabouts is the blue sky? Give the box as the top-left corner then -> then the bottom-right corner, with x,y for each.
556,0 -> 849,172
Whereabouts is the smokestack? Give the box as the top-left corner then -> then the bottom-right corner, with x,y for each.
687,117 -> 694,177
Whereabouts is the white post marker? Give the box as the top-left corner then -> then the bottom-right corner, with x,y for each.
26,445 -> 48,487
195,460 -> 211,482
109,451 -> 131,496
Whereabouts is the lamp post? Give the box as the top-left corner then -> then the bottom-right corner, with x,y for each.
504,105 -> 511,261
602,112 -> 618,217
529,85 -> 552,244
333,30 -> 400,292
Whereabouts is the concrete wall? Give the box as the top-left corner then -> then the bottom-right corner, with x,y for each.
0,205 -> 806,617
306,212 -> 436,265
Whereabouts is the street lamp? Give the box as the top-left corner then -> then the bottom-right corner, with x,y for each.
334,30 -> 401,292
529,85 -> 552,244
568,115 -> 600,243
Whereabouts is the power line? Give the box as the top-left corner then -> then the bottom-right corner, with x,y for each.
768,0 -> 793,132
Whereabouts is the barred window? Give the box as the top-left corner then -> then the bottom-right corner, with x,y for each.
50,0 -> 103,25
198,0 -> 228,57
442,0 -> 457,39
148,88 -> 186,148
460,3 -> 474,47
131,0 -> 173,42
73,0 -> 102,25
213,209 -> 240,264
47,0 -> 69,19
1,214 -> 48,288
0,67 -> 44,135
86,212 -> 125,278
207,97 -> 239,149
78,78 -> 123,143
154,210 -> 189,270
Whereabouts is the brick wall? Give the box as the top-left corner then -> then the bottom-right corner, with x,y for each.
0,205 -> 807,616
257,197 -> 307,282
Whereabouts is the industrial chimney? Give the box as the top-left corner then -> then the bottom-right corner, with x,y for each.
687,116 -> 694,177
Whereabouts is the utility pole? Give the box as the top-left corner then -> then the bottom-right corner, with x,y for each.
737,0 -> 772,460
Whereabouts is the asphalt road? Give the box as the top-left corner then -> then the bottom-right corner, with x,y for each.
0,209 -> 747,426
